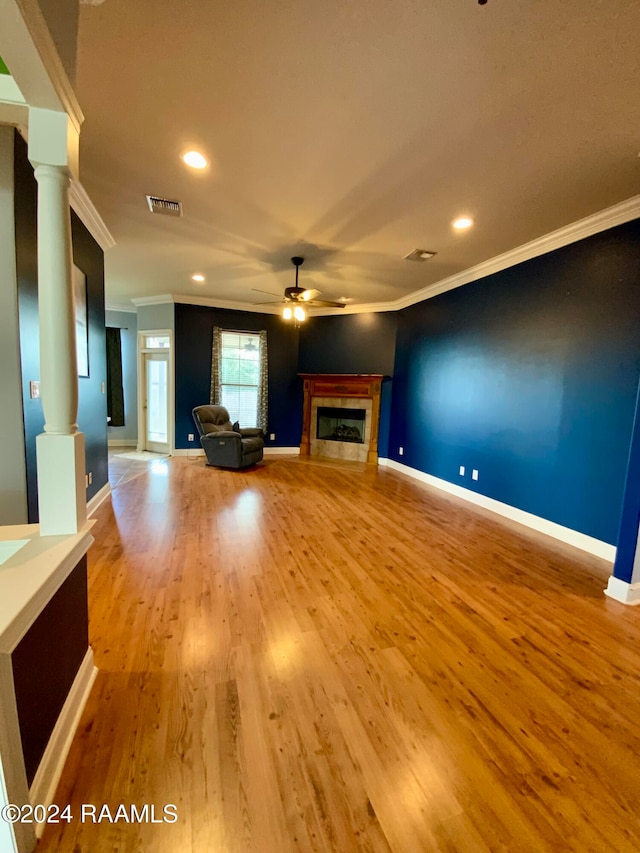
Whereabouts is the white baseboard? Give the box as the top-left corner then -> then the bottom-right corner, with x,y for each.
172,448 -> 205,457
30,648 -> 98,836
107,439 -> 138,447
379,458 -> 615,562
604,575 -> 640,605
86,482 -> 111,517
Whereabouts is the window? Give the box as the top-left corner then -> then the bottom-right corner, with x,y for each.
211,329 -> 268,430
144,335 -> 170,349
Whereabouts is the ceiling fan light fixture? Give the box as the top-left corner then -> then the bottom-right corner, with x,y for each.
293,305 -> 306,322
283,305 -> 293,320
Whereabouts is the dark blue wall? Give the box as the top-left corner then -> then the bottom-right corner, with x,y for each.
298,312 -> 397,376
389,220 -> 640,544
14,132 -> 107,521
174,303 -> 301,448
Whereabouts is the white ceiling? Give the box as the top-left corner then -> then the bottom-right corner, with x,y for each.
76,0 -> 640,312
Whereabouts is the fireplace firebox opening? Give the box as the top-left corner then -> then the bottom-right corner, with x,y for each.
316,406 -> 366,444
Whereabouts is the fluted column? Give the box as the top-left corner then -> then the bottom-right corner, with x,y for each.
34,163 -> 86,535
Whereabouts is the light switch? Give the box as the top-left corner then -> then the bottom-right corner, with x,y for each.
29,380 -> 40,399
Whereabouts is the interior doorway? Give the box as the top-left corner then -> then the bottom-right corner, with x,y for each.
137,331 -> 173,454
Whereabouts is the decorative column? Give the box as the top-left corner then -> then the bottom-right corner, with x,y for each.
33,162 -> 86,535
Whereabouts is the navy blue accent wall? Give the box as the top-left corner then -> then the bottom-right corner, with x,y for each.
298,312 -> 397,457
613,381 -> 640,582
390,220 -> 640,544
175,303 -> 301,448
14,132 -> 107,521
298,312 -> 397,376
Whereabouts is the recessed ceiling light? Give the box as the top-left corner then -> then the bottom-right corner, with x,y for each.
182,151 -> 207,169
191,273 -> 205,282
452,216 -> 474,230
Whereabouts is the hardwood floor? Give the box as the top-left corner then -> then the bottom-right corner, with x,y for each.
39,456 -> 640,852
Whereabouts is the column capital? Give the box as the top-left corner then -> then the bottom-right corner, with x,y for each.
28,106 -> 79,180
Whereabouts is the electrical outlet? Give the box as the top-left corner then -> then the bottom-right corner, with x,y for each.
188,433 -> 195,442
270,433 -> 276,441
399,447 -> 404,456
459,465 -> 465,476
472,469 -> 479,481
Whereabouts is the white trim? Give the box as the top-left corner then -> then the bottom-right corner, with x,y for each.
390,195 -> 640,311
105,303 -> 137,314
69,181 -> 115,252
131,294 -> 174,307
86,482 -> 111,517
0,75 -> 25,105
172,448 -> 205,457
107,438 -> 138,447
174,293 -> 285,315
128,195 -> 640,317
604,575 -> 640,606
378,458 -> 616,561
137,330 -> 174,455
0,0 -> 83,131
30,647 -> 98,836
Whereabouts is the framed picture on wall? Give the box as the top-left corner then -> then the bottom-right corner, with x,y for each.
74,264 -> 89,377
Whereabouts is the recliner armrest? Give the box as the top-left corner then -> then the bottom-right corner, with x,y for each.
238,427 -> 263,438
201,430 -> 242,442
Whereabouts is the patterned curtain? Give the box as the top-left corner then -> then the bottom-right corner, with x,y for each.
210,326 -> 222,404
257,329 -> 268,433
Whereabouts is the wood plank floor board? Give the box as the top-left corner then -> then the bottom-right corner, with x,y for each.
38,456 -> 640,852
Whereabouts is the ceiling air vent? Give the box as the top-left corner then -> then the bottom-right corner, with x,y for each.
403,249 -> 437,262
146,195 -> 183,217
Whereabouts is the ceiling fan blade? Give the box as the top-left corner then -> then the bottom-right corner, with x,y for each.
300,288 -> 321,301
251,288 -> 282,297
252,300 -> 284,305
307,299 -> 347,308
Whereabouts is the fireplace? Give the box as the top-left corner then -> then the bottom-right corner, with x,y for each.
316,406 -> 366,444
299,374 -> 383,464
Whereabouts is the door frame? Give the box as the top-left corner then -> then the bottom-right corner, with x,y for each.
137,329 -> 174,454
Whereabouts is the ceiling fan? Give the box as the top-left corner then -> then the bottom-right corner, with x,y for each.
253,257 -> 347,314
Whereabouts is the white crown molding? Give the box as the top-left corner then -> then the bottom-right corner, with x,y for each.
173,293 -> 285,315
69,180 -> 115,252
131,294 -> 174,307
0,0 -> 83,132
128,195 -> 640,317
390,194 -> 640,312
105,302 -> 137,314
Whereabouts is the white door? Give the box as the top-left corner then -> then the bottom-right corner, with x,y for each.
143,352 -> 170,453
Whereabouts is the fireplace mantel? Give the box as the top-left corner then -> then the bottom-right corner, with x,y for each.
299,374 -> 384,463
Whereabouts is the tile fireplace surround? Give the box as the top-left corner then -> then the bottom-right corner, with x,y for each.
299,374 -> 383,463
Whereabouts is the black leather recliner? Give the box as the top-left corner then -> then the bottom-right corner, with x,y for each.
192,405 -> 264,469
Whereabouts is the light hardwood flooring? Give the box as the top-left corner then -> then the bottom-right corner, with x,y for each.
39,456 -> 640,852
